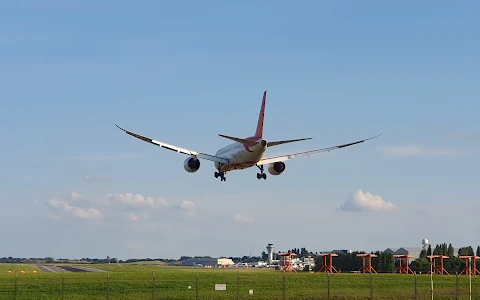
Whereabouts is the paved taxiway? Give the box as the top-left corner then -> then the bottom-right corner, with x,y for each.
32,264 -> 105,273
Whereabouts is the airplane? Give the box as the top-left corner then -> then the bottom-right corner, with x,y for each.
115,91 -> 381,182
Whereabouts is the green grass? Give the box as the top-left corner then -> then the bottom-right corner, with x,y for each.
0,264 -> 39,274
0,263 -> 479,299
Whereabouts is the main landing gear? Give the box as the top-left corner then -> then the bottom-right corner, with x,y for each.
214,171 -> 226,181
256,165 -> 267,180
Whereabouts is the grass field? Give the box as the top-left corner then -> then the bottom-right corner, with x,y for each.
0,263 -> 479,299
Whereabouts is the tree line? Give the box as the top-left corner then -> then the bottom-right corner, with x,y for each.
2,244 -> 479,268
309,244 -> 480,273
410,244 -> 480,274
312,251 -> 396,273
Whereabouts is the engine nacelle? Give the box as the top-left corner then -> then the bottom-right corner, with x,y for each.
184,156 -> 200,173
268,161 -> 286,175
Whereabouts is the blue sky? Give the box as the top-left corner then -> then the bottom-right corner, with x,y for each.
1,0 -> 479,260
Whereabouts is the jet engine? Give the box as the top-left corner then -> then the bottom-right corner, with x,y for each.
184,156 -> 200,173
268,161 -> 286,175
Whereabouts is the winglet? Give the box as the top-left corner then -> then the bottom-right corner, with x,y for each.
115,124 -> 126,132
255,90 -> 267,138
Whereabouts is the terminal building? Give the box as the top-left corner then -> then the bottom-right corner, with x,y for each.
181,257 -> 234,267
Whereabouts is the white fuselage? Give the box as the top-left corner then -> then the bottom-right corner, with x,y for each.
214,137 -> 267,172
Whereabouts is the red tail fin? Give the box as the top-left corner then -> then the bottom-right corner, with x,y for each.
255,91 -> 266,138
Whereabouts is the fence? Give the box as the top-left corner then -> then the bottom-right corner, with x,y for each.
1,269 -> 479,300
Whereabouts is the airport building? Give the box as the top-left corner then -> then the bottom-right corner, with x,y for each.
331,249 -> 353,254
383,247 -> 422,263
181,257 -> 234,267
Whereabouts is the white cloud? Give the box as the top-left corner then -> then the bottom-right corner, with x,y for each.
125,213 -> 150,222
106,193 -> 169,209
71,191 -> 82,200
175,200 -> 197,218
46,191 -> 197,226
380,145 -> 454,157
178,200 -> 196,211
339,190 -> 396,212
48,198 -> 103,219
233,214 -> 254,223
127,213 -> 140,222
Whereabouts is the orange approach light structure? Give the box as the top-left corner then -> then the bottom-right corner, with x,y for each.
357,254 -> 377,274
459,256 -> 480,277
393,255 -> 414,274
278,251 -> 297,273
318,253 -> 339,274
427,255 -> 450,275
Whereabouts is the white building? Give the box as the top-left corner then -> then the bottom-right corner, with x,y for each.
181,257 -> 234,267
266,243 -> 275,263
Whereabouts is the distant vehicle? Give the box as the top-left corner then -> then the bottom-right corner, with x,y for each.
116,91 -> 380,182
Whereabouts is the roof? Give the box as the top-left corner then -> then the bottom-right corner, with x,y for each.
383,247 -> 423,258
384,248 -> 398,253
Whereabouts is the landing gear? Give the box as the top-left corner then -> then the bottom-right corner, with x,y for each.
214,171 -> 226,181
256,173 -> 266,180
256,165 -> 267,180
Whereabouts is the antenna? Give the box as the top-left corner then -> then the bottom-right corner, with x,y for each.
422,238 -> 429,250
423,237 -> 434,300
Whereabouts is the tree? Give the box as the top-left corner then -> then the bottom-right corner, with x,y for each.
261,251 -> 267,261
427,245 -> 432,256
379,253 -> 387,272
313,256 -> 323,272
371,251 -> 381,272
433,244 -> 445,255
467,246 -> 474,256
447,243 -> 455,258
301,248 -> 309,256
458,246 -> 474,256
410,257 -> 430,273
420,249 -> 427,258
477,246 -> 480,257
383,252 -> 395,273
441,243 -> 448,256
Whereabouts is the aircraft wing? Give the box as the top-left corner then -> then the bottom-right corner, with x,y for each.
256,134 -> 382,165
115,124 -> 229,164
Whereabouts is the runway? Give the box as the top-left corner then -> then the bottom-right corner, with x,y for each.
32,264 -> 105,273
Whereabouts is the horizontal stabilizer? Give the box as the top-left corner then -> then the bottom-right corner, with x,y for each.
218,134 -> 258,147
268,138 -> 312,147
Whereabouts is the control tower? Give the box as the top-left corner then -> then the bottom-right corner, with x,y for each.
266,243 -> 275,263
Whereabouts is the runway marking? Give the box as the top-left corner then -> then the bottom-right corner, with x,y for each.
74,266 -> 105,272
41,265 -> 57,273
